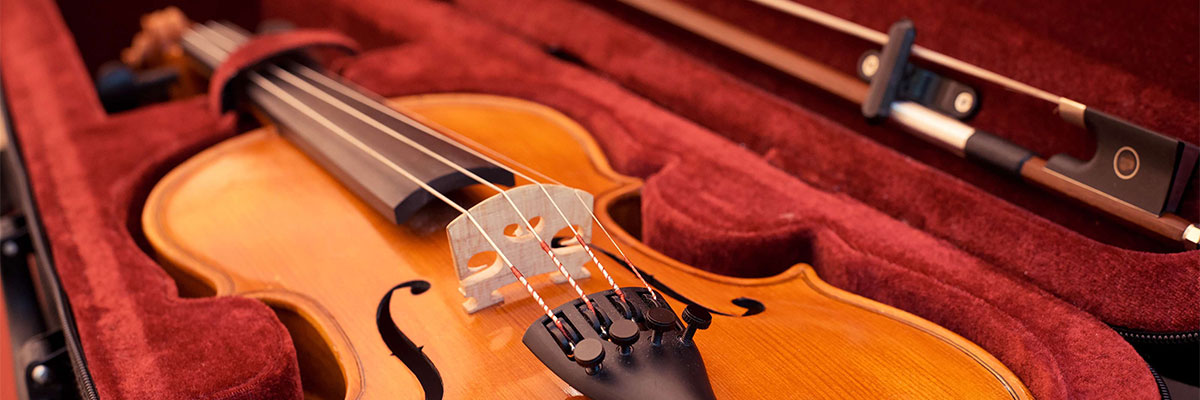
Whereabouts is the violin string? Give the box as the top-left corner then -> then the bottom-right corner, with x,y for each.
252,68 -> 574,342
270,64 -> 601,317
200,22 -> 615,314
202,22 -> 655,303
186,26 -> 578,340
287,65 -> 654,305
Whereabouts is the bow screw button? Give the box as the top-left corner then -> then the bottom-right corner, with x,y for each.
609,319 -> 640,356
646,307 -> 677,347
680,305 -> 712,346
574,338 -> 606,375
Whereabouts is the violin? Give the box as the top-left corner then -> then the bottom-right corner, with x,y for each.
138,20 -> 1031,399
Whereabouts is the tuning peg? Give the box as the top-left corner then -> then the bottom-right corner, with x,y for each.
680,305 -> 712,346
646,307 -> 676,347
574,338 -> 606,375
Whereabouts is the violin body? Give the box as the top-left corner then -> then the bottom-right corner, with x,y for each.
142,93 -> 1030,399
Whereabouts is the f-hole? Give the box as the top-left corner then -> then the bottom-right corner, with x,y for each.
377,281 -> 443,400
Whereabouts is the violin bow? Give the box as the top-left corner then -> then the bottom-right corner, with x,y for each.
615,0 -> 1200,248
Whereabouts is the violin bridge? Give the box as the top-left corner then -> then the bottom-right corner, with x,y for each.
447,184 -> 594,313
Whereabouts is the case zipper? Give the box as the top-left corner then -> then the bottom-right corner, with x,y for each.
2,90 -> 100,400
1148,366 -> 1172,400
1111,326 -> 1197,400
1113,326 -> 1200,345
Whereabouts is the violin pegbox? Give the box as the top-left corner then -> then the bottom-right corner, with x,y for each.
447,184 -> 594,313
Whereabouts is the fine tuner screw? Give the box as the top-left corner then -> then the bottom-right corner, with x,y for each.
574,338 -> 606,375
646,307 -> 677,347
609,319 -> 639,356
680,305 -> 712,346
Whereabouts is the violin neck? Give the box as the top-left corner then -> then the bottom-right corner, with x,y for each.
180,22 -> 513,224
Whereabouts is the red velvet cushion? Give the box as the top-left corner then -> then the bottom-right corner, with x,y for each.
2,1 -> 300,398
2,0 -> 1195,399
446,0 -> 1200,332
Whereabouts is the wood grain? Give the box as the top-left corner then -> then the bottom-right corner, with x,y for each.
142,94 -> 1031,399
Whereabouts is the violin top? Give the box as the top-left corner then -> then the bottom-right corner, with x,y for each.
137,19 -> 1031,400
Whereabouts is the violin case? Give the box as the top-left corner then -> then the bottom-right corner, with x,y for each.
1,0 -> 1196,398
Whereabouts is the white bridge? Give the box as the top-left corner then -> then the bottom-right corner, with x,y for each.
446,184 -> 594,313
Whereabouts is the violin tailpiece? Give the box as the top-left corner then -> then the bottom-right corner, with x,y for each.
523,288 -> 718,400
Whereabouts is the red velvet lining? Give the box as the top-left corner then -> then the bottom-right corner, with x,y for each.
270,0 -> 1186,398
1,0 -> 1194,399
446,0 -> 1199,332
208,29 -> 359,113
574,0 -> 1200,252
334,38 -> 1155,399
2,1 -> 300,398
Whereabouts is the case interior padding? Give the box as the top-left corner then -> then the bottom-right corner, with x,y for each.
0,0 -> 1195,398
